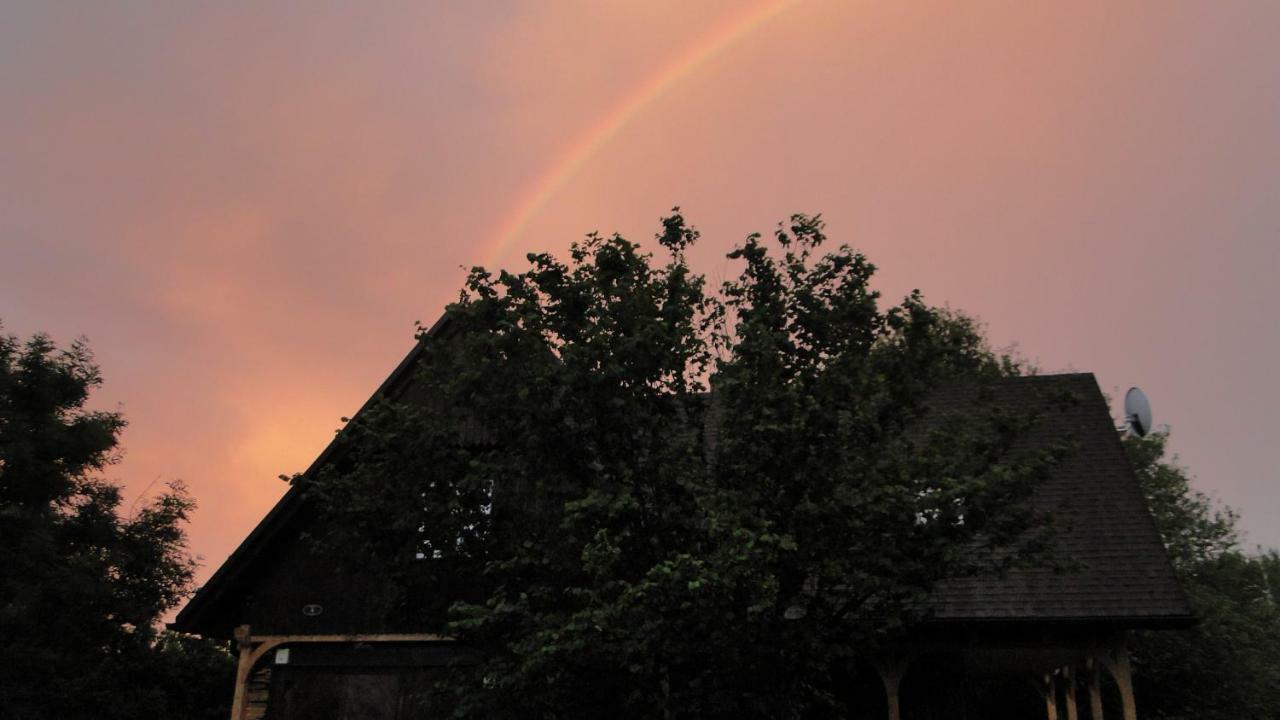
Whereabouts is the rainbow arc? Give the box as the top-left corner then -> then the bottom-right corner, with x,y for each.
482,0 -> 803,267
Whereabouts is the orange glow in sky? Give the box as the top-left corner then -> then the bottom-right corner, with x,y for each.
2,1 -> 1278,584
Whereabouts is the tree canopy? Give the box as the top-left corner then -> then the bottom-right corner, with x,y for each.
1127,432 -> 1280,719
0,326 -> 233,720
310,212 -> 1059,718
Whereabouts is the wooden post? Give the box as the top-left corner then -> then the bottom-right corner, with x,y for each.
229,625 -> 253,720
1043,674 -> 1059,720
877,659 -> 905,720
1086,660 -> 1104,720
1111,652 -> 1137,720
1093,644 -> 1138,720
1063,666 -> 1079,720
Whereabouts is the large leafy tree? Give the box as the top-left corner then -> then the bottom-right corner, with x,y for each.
0,327 -> 233,720
1127,433 -> 1280,720
311,212 -> 1058,718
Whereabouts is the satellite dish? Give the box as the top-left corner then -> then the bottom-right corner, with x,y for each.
1124,387 -> 1153,437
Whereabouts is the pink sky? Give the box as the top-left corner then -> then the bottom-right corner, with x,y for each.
2,1 -> 1277,583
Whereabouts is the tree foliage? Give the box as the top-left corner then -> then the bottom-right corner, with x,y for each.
0,327 -> 234,720
310,212 -> 1059,718
1127,432 -> 1280,720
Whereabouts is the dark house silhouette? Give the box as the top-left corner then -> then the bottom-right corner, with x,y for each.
174,315 -> 1193,720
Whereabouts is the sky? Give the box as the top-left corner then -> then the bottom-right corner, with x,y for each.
1,1 -> 1277,582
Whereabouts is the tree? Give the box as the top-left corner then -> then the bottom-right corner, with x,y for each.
1126,432 -> 1280,720
0,327 -> 234,720
310,212 -> 1059,718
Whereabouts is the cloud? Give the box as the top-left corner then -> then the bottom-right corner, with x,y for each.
2,0 -> 1278,576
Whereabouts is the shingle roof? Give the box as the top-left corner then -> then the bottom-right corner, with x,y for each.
921,373 -> 1192,625
173,319 -> 1192,637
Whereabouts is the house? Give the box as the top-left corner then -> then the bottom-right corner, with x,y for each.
173,315 -> 1194,719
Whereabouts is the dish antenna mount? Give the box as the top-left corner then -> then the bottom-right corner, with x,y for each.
1124,387 -> 1153,437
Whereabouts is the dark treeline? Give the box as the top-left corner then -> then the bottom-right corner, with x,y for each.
0,327 -> 233,720
1127,433 -> 1280,719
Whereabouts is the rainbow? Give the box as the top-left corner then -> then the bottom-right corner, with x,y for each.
481,0 -> 804,267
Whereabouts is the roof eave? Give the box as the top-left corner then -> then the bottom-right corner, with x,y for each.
921,612 -> 1199,631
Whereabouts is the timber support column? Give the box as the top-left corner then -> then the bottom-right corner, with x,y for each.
1094,641 -> 1140,720
1041,673 -> 1059,720
876,657 -> 907,720
1086,660 -> 1104,720
1110,652 -> 1138,720
229,625 -> 253,720
1062,666 -> 1079,720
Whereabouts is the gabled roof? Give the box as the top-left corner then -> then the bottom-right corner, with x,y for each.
171,315 -> 454,638
923,374 -> 1192,626
174,321 -> 1192,638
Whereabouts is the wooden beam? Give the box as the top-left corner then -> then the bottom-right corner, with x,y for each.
248,632 -> 450,645
229,630 -> 452,719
